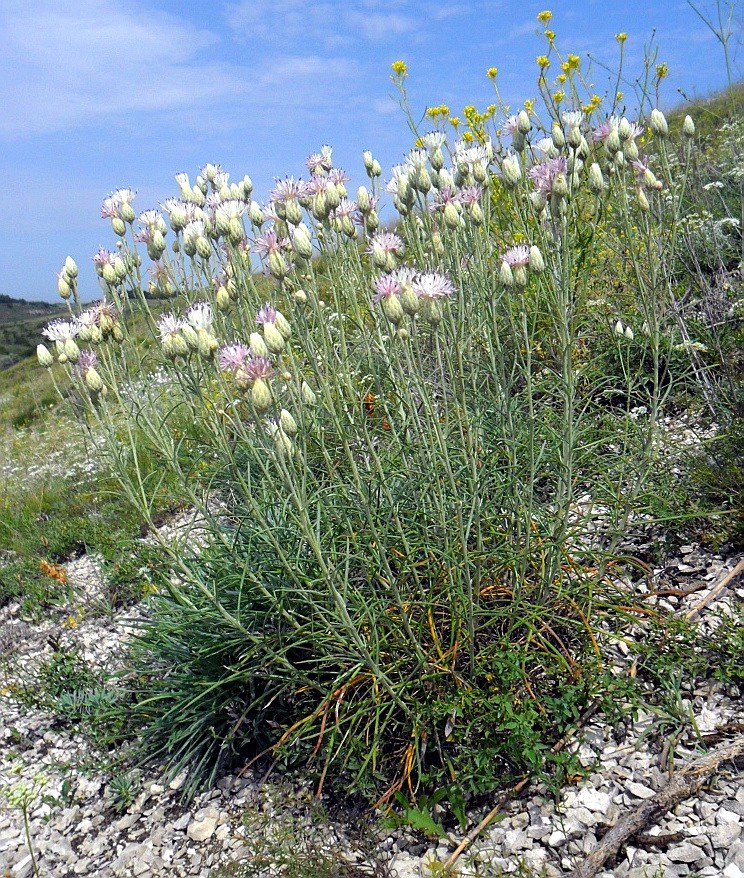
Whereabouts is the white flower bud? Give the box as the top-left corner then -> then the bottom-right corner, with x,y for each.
274,311 -> 292,340
64,338 -> 80,362
263,323 -> 285,353
501,154 -> 522,189
551,122 -> 566,149
64,256 -> 78,279
363,150 -> 374,172
251,378 -> 272,412
279,408 -> 298,436
249,201 -> 265,226
589,163 -> 605,194
381,294 -> 405,324
301,381 -> 316,406
650,108 -> 668,137
683,115 -> 695,138
85,367 -> 104,393
517,110 -> 531,135
37,344 -> 54,367
112,217 -> 127,237
637,188 -> 650,211
371,160 -> 382,177
291,224 -> 313,260
615,319 -> 624,335
249,332 -> 269,357
624,325 -> 634,340
57,275 -> 72,299
528,245 -> 545,273
357,186 -> 370,213
499,260 -> 514,288
618,118 -> 632,141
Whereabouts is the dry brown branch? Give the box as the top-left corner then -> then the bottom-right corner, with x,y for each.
685,557 -> 744,621
565,734 -> 744,878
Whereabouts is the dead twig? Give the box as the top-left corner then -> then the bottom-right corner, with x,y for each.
566,734 -> 744,878
685,557 -> 744,622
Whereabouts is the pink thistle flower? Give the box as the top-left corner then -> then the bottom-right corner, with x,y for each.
307,146 -> 333,175
459,186 -> 483,206
75,350 -> 98,375
366,231 -> 405,256
527,156 -> 568,198
92,248 -> 117,269
503,115 -> 520,137
390,267 -> 418,287
328,168 -> 349,186
243,356 -> 275,381
253,229 -> 284,256
501,245 -> 530,267
592,116 -> 619,143
412,271 -> 455,300
100,188 -> 136,219
331,198 -> 358,220
271,177 -> 309,203
218,343 -> 251,373
255,303 -> 278,326
430,187 -> 461,213
372,275 -> 402,304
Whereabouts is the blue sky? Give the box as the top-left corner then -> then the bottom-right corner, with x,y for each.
0,0 -> 740,302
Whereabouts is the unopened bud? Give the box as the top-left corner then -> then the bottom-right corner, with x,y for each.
274,311 -> 292,340
249,333 -> 268,357
37,344 -> 54,367
501,154 -> 522,189
291,224 -> 313,260
517,110 -> 531,135
683,115 -> 695,138
624,325 -> 634,340
500,260 -> 514,288
58,275 -> 72,299
615,319 -> 624,335
279,408 -> 298,436
357,186 -> 371,213
85,367 -> 104,393
301,381 -> 316,406
528,245 -> 545,273
381,294 -> 405,324
552,122 -> 566,149
371,159 -> 382,177
249,201 -> 265,226
216,287 -> 230,311
251,378 -> 272,412
589,162 -> 604,194
363,150 -> 374,172
618,118 -> 632,141
64,338 -> 80,362
650,108 -> 668,138
64,256 -> 78,279
637,188 -> 650,211
263,322 -> 285,353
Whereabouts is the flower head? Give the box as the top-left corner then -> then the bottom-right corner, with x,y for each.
218,342 -> 252,373
243,356 -> 275,381
157,313 -> 185,342
373,274 -> 402,304
255,303 -> 278,326
271,177 -> 309,203
253,229 -> 284,256
186,301 -> 213,332
366,231 -> 405,256
501,245 -> 530,267
592,116 -> 619,143
75,350 -> 99,375
527,156 -> 568,198
306,146 -> 333,175
412,271 -> 455,300
43,319 -> 81,343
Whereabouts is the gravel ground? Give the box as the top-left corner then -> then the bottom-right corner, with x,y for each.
1,511 -> 743,877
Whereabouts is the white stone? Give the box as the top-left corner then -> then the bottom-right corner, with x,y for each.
575,788 -> 611,813
626,781 -> 655,799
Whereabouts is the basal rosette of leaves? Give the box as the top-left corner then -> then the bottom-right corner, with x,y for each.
36,48 -> 707,802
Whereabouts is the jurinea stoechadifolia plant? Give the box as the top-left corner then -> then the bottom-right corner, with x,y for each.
37,20 -> 700,797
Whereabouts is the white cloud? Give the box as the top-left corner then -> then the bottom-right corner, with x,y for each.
0,0 -> 359,138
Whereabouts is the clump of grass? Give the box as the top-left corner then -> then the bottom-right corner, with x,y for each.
28,13 -> 742,808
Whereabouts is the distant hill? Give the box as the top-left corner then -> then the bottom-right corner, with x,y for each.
0,295 -> 67,370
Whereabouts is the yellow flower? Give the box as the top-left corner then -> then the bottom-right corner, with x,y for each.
537,10 -> 553,22
567,53 -> 580,70
524,98 -> 535,113
415,137 -> 424,147
462,131 -> 474,142
553,90 -> 565,104
545,29 -> 556,43
557,73 -> 567,84
537,55 -> 550,68
391,59 -> 407,75
487,66 -> 498,79
616,91 -> 624,101
590,94 -> 601,108
449,116 -> 461,127
615,32 -> 628,43
561,61 -> 571,73
656,63 -> 669,80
